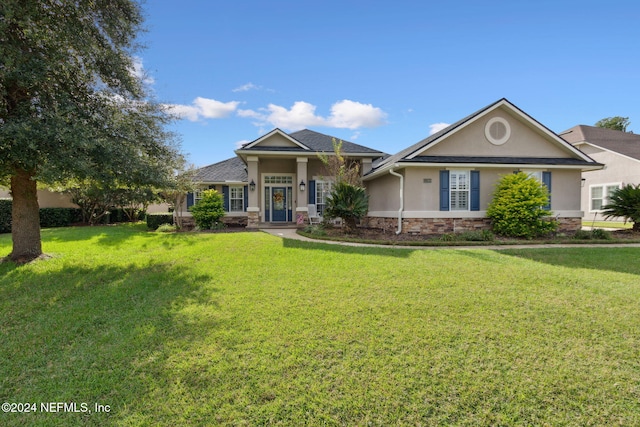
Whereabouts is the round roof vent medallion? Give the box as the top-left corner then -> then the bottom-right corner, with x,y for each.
485,117 -> 511,145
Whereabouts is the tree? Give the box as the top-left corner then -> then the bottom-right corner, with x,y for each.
595,116 -> 631,132
601,184 -> 640,232
1,1 -> 182,262
318,138 -> 362,186
487,172 -> 557,238
159,162 -> 197,229
190,190 -> 225,230
324,181 -> 369,233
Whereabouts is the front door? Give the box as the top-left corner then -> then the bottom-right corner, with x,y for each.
271,187 -> 287,222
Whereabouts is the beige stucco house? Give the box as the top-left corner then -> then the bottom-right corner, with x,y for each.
184,99 -> 603,233
560,125 -> 640,222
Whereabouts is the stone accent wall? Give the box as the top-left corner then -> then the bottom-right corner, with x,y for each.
246,211 -> 260,229
365,216 -> 583,235
556,217 -> 582,233
296,212 -> 309,228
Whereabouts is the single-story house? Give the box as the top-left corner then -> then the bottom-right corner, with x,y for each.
560,125 -> 640,222
184,98 -> 604,233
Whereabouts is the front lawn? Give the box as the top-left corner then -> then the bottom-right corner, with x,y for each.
1,225 -> 639,426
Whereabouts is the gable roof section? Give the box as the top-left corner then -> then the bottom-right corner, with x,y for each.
238,128 -> 384,155
368,98 -> 599,177
242,128 -> 310,150
559,125 -> 640,161
193,156 -> 247,183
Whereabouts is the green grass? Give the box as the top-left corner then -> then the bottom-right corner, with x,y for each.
1,224 -> 640,426
583,220 -> 633,229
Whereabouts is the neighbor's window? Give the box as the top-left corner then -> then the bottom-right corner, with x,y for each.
450,170 -> 469,210
229,186 -> 244,212
590,183 -> 621,211
316,180 -> 334,216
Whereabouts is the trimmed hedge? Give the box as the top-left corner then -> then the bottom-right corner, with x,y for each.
146,212 -> 173,230
40,208 -> 83,228
0,199 -> 11,234
0,201 -> 84,233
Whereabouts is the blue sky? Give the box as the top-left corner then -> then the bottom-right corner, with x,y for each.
137,0 -> 640,167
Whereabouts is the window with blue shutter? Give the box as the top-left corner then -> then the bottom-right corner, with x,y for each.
222,185 -> 230,212
308,180 -> 316,205
243,185 -> 248,211
542,171 -> 552,210
439,170 -> 450,211
470,170 -> 480,211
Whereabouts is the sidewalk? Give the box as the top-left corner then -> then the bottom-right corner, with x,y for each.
260,228 -> 640,250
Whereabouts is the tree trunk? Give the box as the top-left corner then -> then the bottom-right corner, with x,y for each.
10,169 -> 42,263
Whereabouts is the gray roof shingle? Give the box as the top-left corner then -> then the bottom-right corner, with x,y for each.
560,125 -> 640,161
240,129 -> 385,155
193,157 -> 247,183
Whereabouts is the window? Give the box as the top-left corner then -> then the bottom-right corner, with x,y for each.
450,170 -> 470,210
316,180 -> 334,216
229,186 -> 244,212
590,183 -> 621,211
264,176 -> 293,184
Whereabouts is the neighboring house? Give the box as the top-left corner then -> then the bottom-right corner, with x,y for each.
0,188 -> 78,208
185,99 -> 603,233
559,125 -> 640,222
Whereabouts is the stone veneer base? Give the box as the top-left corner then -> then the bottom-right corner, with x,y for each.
364,216 -> 582,235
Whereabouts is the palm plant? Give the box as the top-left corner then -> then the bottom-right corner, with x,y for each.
324,181 -> 369,233
601,184 -> 640,231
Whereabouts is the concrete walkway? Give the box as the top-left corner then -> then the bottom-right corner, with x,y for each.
260,227 -> 640,250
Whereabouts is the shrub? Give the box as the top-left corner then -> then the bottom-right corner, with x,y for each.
303,224 -> 327,237
601,183 -> 640,232
573,228 -> 612,240
324,182 -> 369,233
487,173 -> 557,238
147,213 -> 174,230
39,208 -> 82,228
156,223 -> 177,233
0,199 -> 11,234
190,189 -> 225,230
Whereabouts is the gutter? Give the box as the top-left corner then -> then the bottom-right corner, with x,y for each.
388,166 -> 403,234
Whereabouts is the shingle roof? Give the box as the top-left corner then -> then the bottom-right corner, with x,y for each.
240,129 -> 385,155
193,157 -> 247,183
407,156 -> 599,166
560,125 -> 640,161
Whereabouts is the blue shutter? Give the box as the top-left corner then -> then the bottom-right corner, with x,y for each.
470,170 -> 480,211
222,185 -> 229,212
187,192 -> 194,209
308,180 -> 316,205
243,185 -> 248,211
439,170 -> 450,211
542,172 -> 552,210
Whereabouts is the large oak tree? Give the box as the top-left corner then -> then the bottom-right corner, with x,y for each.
1,0 -> 181,262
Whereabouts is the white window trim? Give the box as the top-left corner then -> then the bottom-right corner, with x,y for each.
589,182 -> 621,212
229,185 -> 244,212
449,169 -> 470,211
313,177 -> 334,217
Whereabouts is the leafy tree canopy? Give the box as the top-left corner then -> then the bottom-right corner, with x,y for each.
0,0 -> 183,261
594,116 -> 631,132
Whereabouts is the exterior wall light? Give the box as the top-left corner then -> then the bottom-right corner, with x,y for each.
249,180 -> 256,191
299,180 -> 306,192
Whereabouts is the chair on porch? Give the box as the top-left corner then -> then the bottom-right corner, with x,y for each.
308,204 -> 321,225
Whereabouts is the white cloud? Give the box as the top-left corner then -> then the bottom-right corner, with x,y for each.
238,100 -> 387,131
232,82 -> 260,92
429,122 -> 450,135
164,97 -> 240,121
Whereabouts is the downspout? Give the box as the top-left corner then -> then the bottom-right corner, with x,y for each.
388,167 -> 404,234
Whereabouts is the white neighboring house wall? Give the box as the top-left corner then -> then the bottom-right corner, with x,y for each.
575,145 -> 640,222
0,188 -> 78,208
